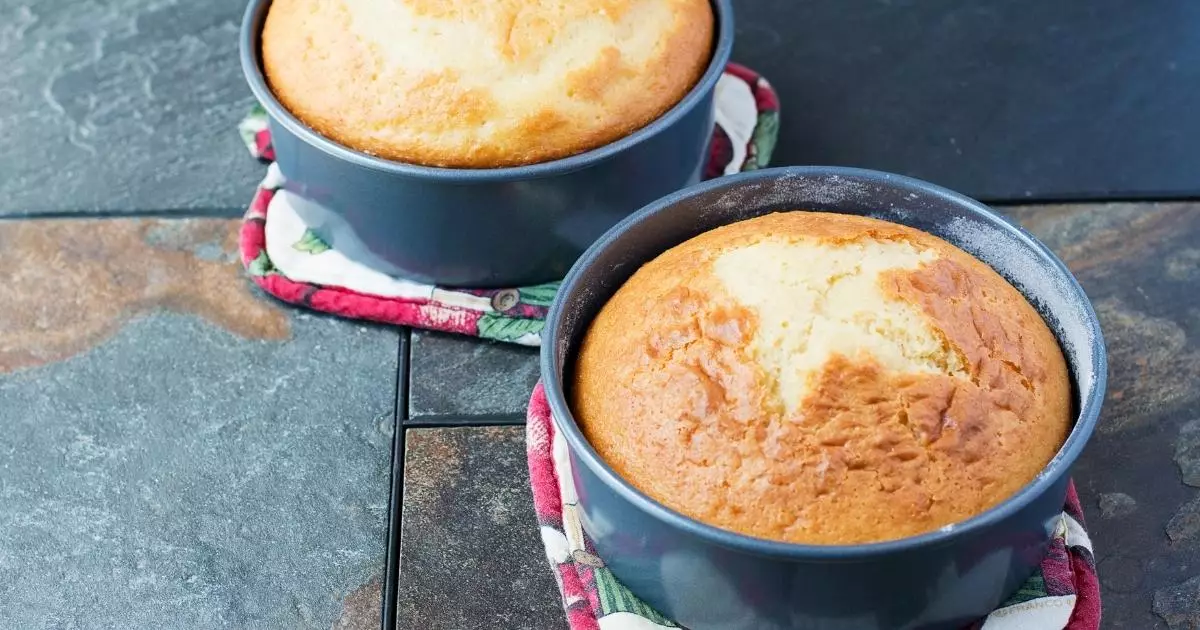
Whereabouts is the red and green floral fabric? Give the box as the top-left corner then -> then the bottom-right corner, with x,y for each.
237,63 -> 780,345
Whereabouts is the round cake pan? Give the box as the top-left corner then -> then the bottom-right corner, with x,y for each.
238,0 -> 734,288
540,166 -> 1107,630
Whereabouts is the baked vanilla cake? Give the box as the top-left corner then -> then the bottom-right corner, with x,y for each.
571,211 -> 1071,545
260,0 -> 714,167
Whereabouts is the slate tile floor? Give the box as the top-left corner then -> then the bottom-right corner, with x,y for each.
0,0 -> 261,216
396,427 -> 560,630
1,0 -> 1198,628
407,332 -> 538,422
3,205 -> 1198,629
0,219 -> 396,629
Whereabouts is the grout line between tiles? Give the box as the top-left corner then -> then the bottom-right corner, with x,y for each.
4,195 -> 1199,223
381,329 -> 411,630
403,414 -> 526,428
0,207 -> 249,220
983,194 -> 1200,207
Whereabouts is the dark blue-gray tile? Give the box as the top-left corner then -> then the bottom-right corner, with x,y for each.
396,426 -> 563,630
0,0 -> 261,215
407,331 -> 538,419
0,218 -> 398,629
731,0 -> 1200,200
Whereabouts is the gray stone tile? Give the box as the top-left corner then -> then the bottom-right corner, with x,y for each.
0,0 -> 262,215
0,218 -> 399,629
1005,203 -> 1200,629
1098,492 -> 1138,520
1154,574 -> 1200,630
408,331 -> 539,419
1166,495 -> 1200,544
397,427 -> 563,630
1176,420 -> 1200,488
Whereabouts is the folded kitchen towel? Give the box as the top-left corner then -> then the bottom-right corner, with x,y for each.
525,382 -> 1101,630
237,63 -> 779,344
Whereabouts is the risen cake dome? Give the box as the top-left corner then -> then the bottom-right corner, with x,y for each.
572,211 -> 1071,545
261,0 -> 715,167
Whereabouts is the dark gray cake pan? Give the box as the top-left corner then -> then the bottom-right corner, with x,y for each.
239,0 -> 734,287
541,166 -> 1107,630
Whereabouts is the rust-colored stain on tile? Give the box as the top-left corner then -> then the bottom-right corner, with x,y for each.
0,218 -> 290,372
331,577 -> 381,630
1011,203 -> 1197,277
402,428 -> 466,508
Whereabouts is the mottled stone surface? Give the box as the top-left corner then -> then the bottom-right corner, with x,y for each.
1099,492 -> 1139,520
0,218 -> 288,372
396,427 -> 563,630
1008,204 -> 1200,433
0,0 -> 261,215
0,219 -> 397,628
1177,420 -> 1200,488
333,578 -> 384,630
1153,575 -> 1200,630
1166,495 -> 1200,545
408,331 -> 539,419
1006,202 -> 1200,629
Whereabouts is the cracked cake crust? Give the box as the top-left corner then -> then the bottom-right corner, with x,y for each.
261,0 -> 714,168
571,211 -> 1071,545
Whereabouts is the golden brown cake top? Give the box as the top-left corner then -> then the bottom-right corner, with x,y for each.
261,0 -> 714,168
571,211 -> 1072,545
